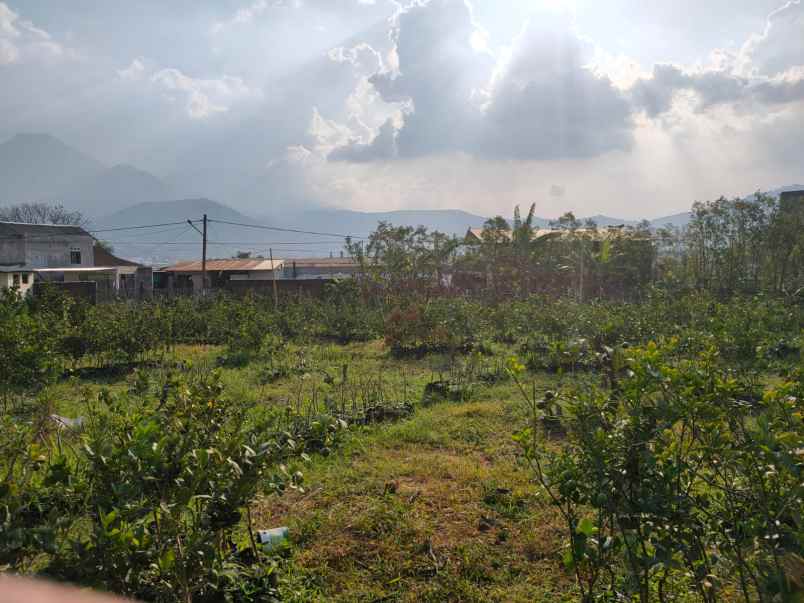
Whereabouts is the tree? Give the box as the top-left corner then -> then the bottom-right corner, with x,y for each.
95,240 -> 115,254
346,221 -> 458,301
512,204 -> 537,297
550,211 -> 581,231
478,216 -> 511,295
0,202 -> 85,226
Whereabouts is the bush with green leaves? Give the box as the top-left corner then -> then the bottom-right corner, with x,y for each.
1,371 -> 305,602
0,289 -> 61,403
511,341 -> 804,603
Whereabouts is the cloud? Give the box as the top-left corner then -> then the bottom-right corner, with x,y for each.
211,0 -> 270,34
0,2 -> 64,65
368,0 -> 492,157
739,0 -> 803,76
118,58 -> 255,121
328,1 -> 633,162
327,0 -> 491,160
632,1 -> 804,117
118,57 -> 146,81
479,14 -> 633,159
328,42 -> 383,75
151,68 -> 253,119
328,117 -> 398,161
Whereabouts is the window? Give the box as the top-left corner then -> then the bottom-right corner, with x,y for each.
12,273 -> 20,286
70,247 -> 82,265
21,273 -> 29,285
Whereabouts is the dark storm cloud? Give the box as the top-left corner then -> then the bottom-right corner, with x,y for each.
370,0 -> 492,157
478,15 -> 633,160
330,1 -> 634,162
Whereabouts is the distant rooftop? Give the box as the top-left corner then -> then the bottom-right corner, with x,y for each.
465,225 -> 637,243
286,257 -> 358,268
0,221 -> 91,238
160,258 -> 284,272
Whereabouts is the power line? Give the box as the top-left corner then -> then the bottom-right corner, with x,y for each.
207,219 -> 367,239
89,221 -> 194,233
103,241 -> 348,248
104,224 -> 199,242
129,226 -> 195,259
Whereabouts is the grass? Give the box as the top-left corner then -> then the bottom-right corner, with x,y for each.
37,339 -> 579,601
269,405 -> 573,601
251,373 -> 576,601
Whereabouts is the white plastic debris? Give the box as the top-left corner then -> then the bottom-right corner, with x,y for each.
50,414 -> 85,429
257,527 -> 289,551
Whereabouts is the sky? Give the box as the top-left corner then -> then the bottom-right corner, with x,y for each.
1,0 -> 802,219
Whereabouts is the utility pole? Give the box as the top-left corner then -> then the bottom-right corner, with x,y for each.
201,214 -> 208,294
269,247 -> 278,309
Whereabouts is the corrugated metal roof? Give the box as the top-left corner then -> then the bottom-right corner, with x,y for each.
0,221 -> 91,238
35,267 -> 119,273
160,258 -> 284,272
287,257 -> 358,268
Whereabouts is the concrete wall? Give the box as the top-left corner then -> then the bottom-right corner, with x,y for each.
24,234 -> 95,268
281,264 -> 359,280
0,239 -> 25,264
224,278 -> 332,297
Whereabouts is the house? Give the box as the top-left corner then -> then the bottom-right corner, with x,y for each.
156,258 -> 285,294
0,221 -> 94,295
0,221 -> 95,269
0,221 -> 151,300
0,265 -> 36,296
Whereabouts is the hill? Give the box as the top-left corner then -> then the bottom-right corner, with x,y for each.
95,197 -> 249,227
0,133 -> 170,213
0,133 -> 103,203
66,164 -> 172,214
278,208 -> 488,238
93,199 -> 255,265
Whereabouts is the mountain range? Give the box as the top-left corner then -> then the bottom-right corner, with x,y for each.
1,133 -> 801,264
0,134 -> 173,214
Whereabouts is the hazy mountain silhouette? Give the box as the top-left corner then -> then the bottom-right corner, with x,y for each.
0,133 -> 103,203
0,133 -> 170,212
95,198 -> 252,227
66,164 -> 172,214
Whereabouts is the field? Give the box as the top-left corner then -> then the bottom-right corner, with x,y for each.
2,284 -> 802,602
45,342 -> 574,601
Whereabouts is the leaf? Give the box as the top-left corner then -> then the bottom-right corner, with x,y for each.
227,458 -> 243,476
576,517 -> 597,537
